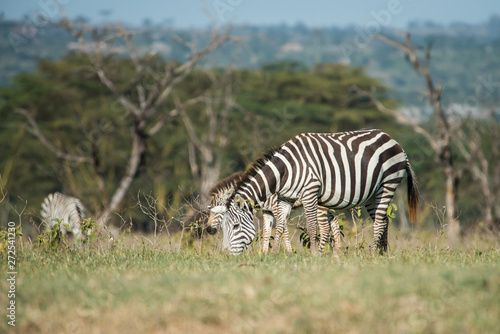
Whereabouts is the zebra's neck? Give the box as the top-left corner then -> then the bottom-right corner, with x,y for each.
234,157 -> 280,209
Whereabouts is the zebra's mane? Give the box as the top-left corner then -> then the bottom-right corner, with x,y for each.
208,171 -> 244,197
232,147 -> 279,197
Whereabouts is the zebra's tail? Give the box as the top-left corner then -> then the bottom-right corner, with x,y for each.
406,161 -> 420,223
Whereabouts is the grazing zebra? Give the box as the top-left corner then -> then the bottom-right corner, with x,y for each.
40,192 -> 87,239
208,172 -> 341,253
207,129 -> 419,255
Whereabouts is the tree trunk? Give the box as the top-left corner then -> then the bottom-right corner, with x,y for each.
445,169 -> 460,244
200,158 -> 220,205
97,126 -> 146,226
367,33 -> 463,244
484,196 -> 499,233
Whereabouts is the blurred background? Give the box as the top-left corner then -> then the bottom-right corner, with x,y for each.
1,0 -> 499,243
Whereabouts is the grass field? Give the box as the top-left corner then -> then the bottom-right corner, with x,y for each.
1,229 -> 500,334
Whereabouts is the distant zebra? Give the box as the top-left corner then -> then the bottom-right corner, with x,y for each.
40,192 -> 87,239
209,172 -> 341,253
207,129 -> 419,255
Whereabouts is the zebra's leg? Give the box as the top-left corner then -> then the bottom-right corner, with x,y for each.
327,210 -> 342,252
317,206 -> 332,253
365,186 -> 395,254
262,211 -> 274,254
281,219 -> 293,254
272,200 -> 293,254
301,190 -> 320,254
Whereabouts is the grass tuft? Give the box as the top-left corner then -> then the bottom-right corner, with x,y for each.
1,233 -> 499,333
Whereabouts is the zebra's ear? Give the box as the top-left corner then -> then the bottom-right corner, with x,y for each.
221,187 -> 236,201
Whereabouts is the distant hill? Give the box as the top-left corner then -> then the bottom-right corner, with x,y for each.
2,16 -> 500,107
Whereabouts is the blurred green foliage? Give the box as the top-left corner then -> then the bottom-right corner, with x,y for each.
2,18 -> 500,107
0,54 -> 397,232
0,52 -> 497,234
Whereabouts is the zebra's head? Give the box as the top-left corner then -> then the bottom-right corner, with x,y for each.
207,185 -> 235,230
220,195 -> 257,255
207,171 -> 256,254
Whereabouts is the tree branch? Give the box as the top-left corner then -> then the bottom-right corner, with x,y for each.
54,14 -> 235,223
370,32 -> 461,238
152,29 -> 235,109
15,108 -> 91,163
176,95 -> 204,152
350,87 -> 438,152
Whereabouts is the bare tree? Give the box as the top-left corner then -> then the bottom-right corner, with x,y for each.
177,69 -> 238,204
352,32 -> 462,243
455,109 -> 500,232
17,18 -> 233,226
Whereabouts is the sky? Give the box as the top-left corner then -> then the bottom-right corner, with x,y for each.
2,0 -> 500,28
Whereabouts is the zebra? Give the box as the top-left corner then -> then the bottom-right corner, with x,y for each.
208,172 -> 342,253
40,192 -> 87,239
207,129 -> 419,255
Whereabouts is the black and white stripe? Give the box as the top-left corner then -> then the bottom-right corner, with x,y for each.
208,129 -> 419,254
40,192 -> 87,238
208,173 -> 293,253
209,178 -> 341,254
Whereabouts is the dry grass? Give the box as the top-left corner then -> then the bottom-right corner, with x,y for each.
1,229 -> 500,334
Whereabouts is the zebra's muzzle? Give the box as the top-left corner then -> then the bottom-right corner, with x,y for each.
207,205 -> 227,229
210,205 -> 227,214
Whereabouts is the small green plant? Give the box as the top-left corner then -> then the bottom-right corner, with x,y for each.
387,203 -> 398,224
36,218 -> 100,250
78,218 -> 99,244
0,225 -> 23,253
251,230 -> 264,249
35,219 -> 70,250
189,219 -> 201,232
298,226 -> 315,249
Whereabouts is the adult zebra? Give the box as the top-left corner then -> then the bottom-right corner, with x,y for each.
209,172 -> 341,253
207,129 -> 419,255
40,192 -> 87,239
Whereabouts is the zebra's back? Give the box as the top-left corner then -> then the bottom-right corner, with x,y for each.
262,129 -> 407,209
40,192 -> 86,234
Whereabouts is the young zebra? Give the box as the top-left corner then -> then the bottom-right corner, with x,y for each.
208,172 -> 341,253
40,192 -> 87,239
207,129 -> 419,255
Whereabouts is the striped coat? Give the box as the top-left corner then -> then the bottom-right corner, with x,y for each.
208,129 -> 419,254
208,173 -> 341,253
40,192 -> 87,238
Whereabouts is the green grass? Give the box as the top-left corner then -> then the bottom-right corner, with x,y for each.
1,232 -> 500,334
